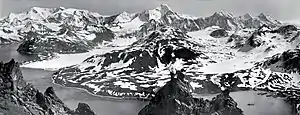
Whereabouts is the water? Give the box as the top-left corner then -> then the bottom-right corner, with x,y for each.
0,43 -> 37,62
0,44 -> 148,115
0,44 -> 294,115
197,91 -> 292,115
22,68 -> 148,115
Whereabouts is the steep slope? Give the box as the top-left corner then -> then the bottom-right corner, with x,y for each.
195,12 -> 281,31
138,70 -> 243,115
0,7 -> 115,60
0,59 -> 95,115
53,27 -> 215,98
105,4 -> 281,38
201,48 -> 300,115
0,5 -> 282,47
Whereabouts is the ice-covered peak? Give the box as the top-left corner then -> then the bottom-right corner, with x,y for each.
258,13 -> 273,21
243,13 -> 253,20
140,4 -> 181,22
157,4 -> 173,13
53,7 -> 66,13
114,11 -> 133,23
6,13 -> 19,20
27,7 -> 52,20
212,11 -> 234,18
30,7 -> 48,12
58,6 -> 66,10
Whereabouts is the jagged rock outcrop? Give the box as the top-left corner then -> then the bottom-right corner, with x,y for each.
229,24 -> 299,50
0,59 -> 95,115
273,25 -> 298,35
138,71 -> 243,115
74,103 -> 96,115
244,24 -> 271,48
262,49 -> 300,73
210,29 -> 229,38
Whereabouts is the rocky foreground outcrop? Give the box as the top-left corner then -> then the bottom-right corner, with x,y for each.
138,71 -> 243,115
0,59 -> 96,115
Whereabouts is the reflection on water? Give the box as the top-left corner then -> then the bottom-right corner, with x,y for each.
0,44 -> 294,115
0,43 -> 37,62
197,91 -> 292,115
1,44 -> 148,115
21,68 -> 148,115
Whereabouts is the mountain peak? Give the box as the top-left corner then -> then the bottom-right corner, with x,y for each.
258,13 -> 272,20
257,13 -> 279,25
212,11 -> 234,18
156,4 -> 174,14
243,13 -> 253,20
114,11 -> 133,23
159,4 -> 171,10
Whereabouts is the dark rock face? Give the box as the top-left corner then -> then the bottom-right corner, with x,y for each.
53,27 -> 214,98
17,33 -> 92,55
138,71 -> 243,115
0,59 -> 95,115
74,103 -> 96,115
273,25 -> 298,35
245,25 -> 271,48
263,49 -> 300,73
210,29 -> 229,38
17,25 -> 115,55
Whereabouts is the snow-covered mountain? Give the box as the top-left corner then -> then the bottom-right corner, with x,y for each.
50,22 -> 300,100
0,6 -> 115,59
105,4 -> 281,35
0,4 -> 282,53
53,27 -> 216,98
3,5 -> 300,111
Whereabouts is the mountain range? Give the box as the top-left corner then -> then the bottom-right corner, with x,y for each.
1,4 -> 300,115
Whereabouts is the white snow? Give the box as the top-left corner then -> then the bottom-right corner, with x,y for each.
113,81 -> 137,91
114,11 -> 133,23
21,46 -> 127,70
110,17 -> 144,33
42,23 -> 61,31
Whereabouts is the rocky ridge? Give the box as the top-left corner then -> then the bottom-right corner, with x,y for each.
53,27 -> 216,99
138,70 -> 243,115
0,59 -> 96,115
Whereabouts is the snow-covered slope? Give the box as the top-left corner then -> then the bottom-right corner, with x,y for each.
53,27 -> 216,98
50,21 -> 300,99
104,4 -> 281,37
0,7 -> 119,60
3,5 -> 300,107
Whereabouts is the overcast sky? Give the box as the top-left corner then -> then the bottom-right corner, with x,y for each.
1,0 -> 300,21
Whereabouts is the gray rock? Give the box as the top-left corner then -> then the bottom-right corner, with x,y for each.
0,59 -> 96,115
138,71 -> 244,115
210,29 -> 229,38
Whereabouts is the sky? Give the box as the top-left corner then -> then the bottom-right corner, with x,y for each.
1,0 -> 300,21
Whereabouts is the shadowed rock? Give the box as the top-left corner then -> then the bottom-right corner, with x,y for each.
138,71 -> 243,115
210,29 -> 229,38
74,103 -> 96,115
0,59 -> 96,115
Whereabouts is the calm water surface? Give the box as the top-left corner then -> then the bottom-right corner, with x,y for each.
0,44 -> 148,115
0,44 -> 293,115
